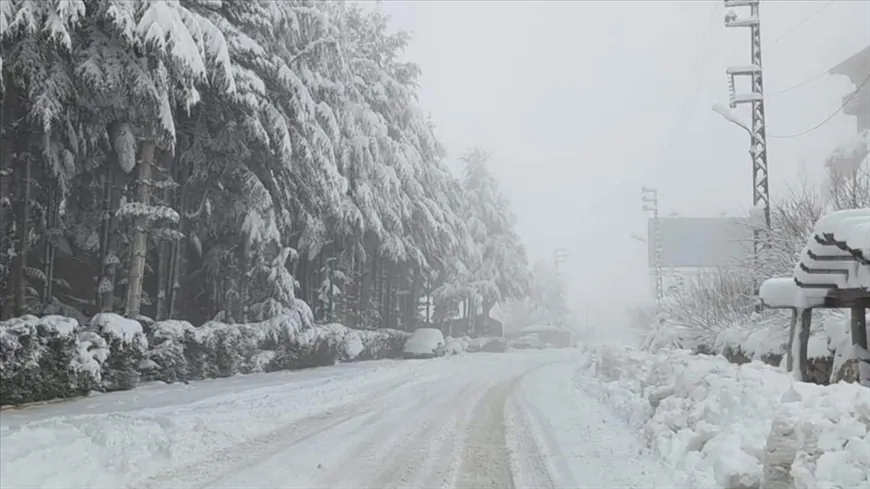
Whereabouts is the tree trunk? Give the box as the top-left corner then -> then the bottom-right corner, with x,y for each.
155,151 -> 174,321
42,185 -> 56,307
124,139 -> 154,318
0,80 -> 14,319
407,265 -> 419,331
13,155 -> 31,316
238,242 -> 249,323
97,163 -> 124,312
384,262 -> 393,330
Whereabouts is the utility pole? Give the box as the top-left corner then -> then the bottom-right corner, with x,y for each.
724,0 -> 771,259
641,187 -> 663,303
553,248 -> 568,276
553,248 -> 568,327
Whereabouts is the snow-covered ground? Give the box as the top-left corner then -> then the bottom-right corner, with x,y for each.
2,345 -> 867,489
1,349 -> 688,489
577,343 -> 870,489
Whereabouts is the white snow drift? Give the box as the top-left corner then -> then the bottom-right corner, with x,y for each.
577,344 -> 870,489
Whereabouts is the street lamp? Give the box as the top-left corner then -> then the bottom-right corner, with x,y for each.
712,103 -> 752,137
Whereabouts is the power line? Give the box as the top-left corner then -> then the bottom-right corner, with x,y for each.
654,2 -> 723,166
769,72 -> 870,139
770,0 -> 835,45
767,67 -> 829,99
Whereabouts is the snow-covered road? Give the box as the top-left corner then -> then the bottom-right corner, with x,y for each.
1,350 -> 684,489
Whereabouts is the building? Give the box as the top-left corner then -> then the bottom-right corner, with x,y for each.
829,45 -> 870,132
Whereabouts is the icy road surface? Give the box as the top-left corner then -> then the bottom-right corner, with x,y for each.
1,350 -> 684,489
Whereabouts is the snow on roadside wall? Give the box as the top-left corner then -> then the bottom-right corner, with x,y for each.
576,344 -> 869,489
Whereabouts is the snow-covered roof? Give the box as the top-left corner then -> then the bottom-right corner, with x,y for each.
761,209 -> 869,308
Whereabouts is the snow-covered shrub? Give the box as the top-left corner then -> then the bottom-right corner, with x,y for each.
268,319 -> 337,371
577,344 -> 870,489
465,336 -> 507,353
142,320 -> 193,382
0,315 -> 98,405
355,328 -> 410,360
89,313 -> 148,391
445,336 -> 470,355
644,183 -> 828,356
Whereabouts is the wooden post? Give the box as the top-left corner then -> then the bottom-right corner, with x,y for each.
798,308 -> 812,382
786,308 -> 798,372
851,306 -> 868,349
852,306 -> 868,386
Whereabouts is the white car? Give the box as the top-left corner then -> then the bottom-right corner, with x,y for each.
403,328 -> 446,359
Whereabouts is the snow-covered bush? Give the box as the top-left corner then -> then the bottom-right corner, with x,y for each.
445,336 -> 470,355
88,313 -> 148,391
577,344 -> 870,489
643,182 -> 828,357
465,336 -> 507,353
142,320 -> 193,382
139,301 -> 402,383
355,328 -> 410,360
0,316 -> 99,405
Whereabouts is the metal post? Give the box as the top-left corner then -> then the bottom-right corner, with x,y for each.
553,248 -> 568,326
724,0 -> 771,259
641,187 -> 663,302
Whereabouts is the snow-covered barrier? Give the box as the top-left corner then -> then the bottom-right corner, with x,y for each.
577,344 -> 870,489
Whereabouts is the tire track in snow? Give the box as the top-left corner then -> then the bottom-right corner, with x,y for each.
131,373 -> 437,489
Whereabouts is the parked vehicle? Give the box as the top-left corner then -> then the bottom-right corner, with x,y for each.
403,328 -> 446,359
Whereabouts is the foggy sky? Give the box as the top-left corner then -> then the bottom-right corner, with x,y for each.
370,0 -> 870,335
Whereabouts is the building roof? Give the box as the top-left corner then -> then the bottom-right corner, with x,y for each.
829,45 -> 870,81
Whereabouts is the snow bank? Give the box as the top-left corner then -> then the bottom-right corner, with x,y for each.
576,344 -> 870,489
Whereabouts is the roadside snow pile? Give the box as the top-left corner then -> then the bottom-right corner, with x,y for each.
577,344 -> 870,489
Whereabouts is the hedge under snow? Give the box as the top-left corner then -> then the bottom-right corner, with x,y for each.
1,300 -> 410,406
576,344 -> 869,489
